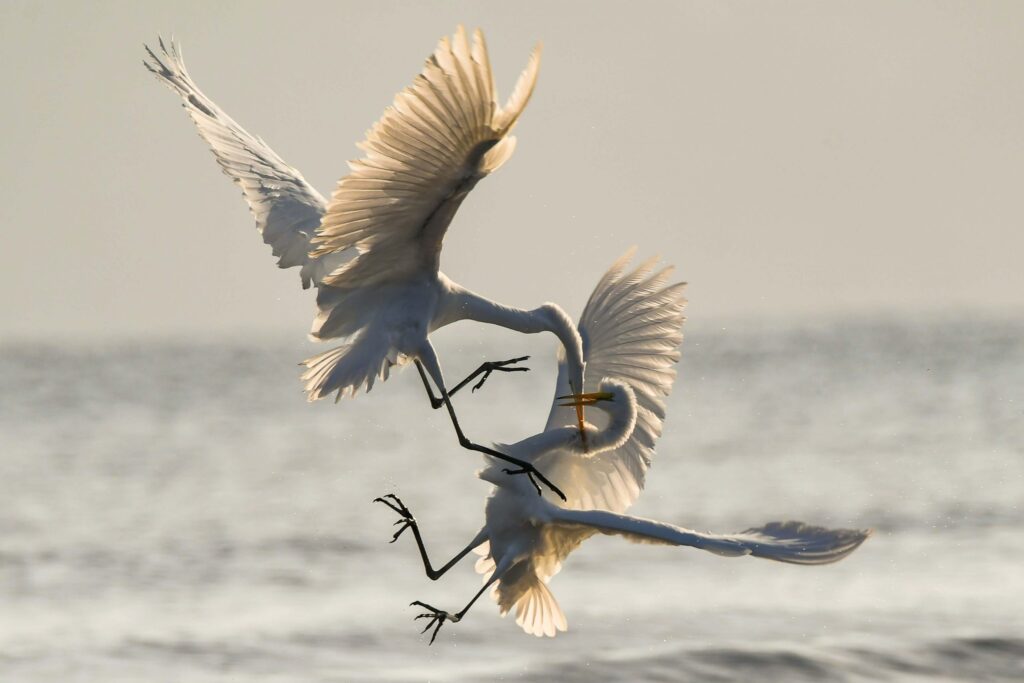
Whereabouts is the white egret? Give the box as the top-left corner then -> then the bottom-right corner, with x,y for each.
144,28 -> 587,497
375,251 -> 870,642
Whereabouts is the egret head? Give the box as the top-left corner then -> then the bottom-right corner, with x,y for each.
557,378 -> 637,452
557,389 -> 613,408
558,378 -> 633,413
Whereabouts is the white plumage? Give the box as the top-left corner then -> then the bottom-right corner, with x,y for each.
538,248 -> 687,512
143,37 -> 335,289
144,27 -> 580,399
475,250 -> 689,637
381,251 -> 870,642
146,28 -> 586,496
309,29 -> 540,289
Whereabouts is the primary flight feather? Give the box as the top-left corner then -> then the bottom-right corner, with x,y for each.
145,28 -> 584,497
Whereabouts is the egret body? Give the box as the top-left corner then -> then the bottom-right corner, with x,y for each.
377,251 -> 870,642
145,28 -> 586,496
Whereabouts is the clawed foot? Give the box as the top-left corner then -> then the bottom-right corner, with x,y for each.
471,355 -> 530,392
430,356 -> 532,408
410,600 -> 459,645
502,464 -> 567,502
373,493 -> 416,543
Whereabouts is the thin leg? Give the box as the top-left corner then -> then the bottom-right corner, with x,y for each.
414,359 -> 445,409
373,494 -> 487,581
415,357 -> 530,410
446,356 -> 530,397
440,396 -> 567,501
413,354 -> 566,502
411,574 -> 502,645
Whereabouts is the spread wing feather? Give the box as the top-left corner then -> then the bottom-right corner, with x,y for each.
551,509 -> 872,566
310,27 -> 541,288
143,38 -> 332,288
539,249 -> 687,512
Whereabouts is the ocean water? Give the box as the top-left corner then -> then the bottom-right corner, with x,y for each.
1,315 -> 1022,682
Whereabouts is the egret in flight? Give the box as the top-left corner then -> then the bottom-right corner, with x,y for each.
144,28 -> 586,498
375,251 -> 870,642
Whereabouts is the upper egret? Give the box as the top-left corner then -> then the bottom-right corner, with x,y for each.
375,251 -> 870,642
144,28 -> 585,497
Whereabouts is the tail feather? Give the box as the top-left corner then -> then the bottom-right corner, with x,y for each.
300,333 -> 401,401
498,576 -> 567,638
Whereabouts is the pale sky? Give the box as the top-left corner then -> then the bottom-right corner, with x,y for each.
2,1 -> 1022,341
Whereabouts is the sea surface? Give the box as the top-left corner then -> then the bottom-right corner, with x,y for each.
1,315 -> 1022,682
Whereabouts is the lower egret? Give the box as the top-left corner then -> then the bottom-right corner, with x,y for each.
375,251 -> 870,641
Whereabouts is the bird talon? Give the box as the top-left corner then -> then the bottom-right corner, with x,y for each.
469,357 -> 531,393
499,466 -> 546,496
471,370 -> 492,392
526,472 -> 542,496
390,520 -> 414,543
373,494 -> 411,517
375,494 -> 416,543
410,601 -> 450,644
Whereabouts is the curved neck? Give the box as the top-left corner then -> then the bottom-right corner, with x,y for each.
443,286 -> 584,369
587,396 -> 638,454
456,291 -> 547,332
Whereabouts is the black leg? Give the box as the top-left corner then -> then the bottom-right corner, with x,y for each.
415,357 -> 530,409
454,433 -> 567,503
446,356 -> 530,397
410,577 -> 498,645
414,360 -> 446,410
413,360 -> 566,502
373,494 -> 485,581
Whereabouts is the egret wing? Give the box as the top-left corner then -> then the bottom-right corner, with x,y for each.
540,249 -> 687,512
552,509 -> 871,565
310,26 -> 541,287
144,38 -> 333,288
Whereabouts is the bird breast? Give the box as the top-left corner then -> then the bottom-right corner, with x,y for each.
484,489 -> 543,557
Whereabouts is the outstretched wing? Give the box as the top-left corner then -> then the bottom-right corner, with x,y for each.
540,249 -> 687,512
309,26 -> 541,288
553,509 -> 872,565
144,38 -> 335,289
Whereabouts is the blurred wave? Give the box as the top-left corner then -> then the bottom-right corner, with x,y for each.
509,636 -> 1024,683
1,314 -> 1022,681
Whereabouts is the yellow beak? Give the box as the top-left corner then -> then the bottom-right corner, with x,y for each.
557,388 -> 593,452
557,391 -> 614,407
